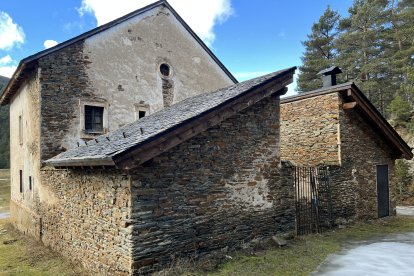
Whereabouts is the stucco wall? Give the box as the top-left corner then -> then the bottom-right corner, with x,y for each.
128,95 -> 295,274
280,93 -> 341,166
38,5 -> 234,161
9,71 -> 42,237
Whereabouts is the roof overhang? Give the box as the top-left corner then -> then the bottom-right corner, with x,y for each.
47,68 -> 295,169
281,83 -> 413,160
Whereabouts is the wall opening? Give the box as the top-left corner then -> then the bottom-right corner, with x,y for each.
160,63 -> 171,77
29,176 -> 32,190
85,105 -> 104,133
19,115 -> 23,145
19,170 -> 23,193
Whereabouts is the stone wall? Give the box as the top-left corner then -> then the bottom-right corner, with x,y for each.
38,168 -> 133,275
39,41 -> 93,161
128,95 -> 295,274
335,99 -> 396,220
280,93 -> 341,166
281,92 -> 397,222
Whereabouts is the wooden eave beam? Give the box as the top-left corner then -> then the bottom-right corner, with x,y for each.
345,88 -> 413,160
342,102 -> 357,110
113,76 -> 293,169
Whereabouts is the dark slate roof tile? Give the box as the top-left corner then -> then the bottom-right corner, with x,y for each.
47,67 -> 295,165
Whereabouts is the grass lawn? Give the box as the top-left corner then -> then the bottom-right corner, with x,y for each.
183,216 -> 414,276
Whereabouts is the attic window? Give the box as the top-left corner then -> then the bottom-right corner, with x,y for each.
85,105 -> 104,133
139,110 -> 146,119
160,63 -> 170,77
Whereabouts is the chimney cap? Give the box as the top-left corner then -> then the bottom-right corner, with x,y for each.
317,66 -> 342,76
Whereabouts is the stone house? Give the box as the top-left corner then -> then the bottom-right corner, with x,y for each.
0,0 -> 298,274
280,67 -> 413,222
0,0 -> 236,237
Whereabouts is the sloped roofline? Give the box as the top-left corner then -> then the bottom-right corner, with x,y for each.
47,67 -> 296,169
0,0 -> 237,105
281,83 -> 413,160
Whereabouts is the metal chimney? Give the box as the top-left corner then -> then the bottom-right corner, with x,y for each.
317,66 -> 343,87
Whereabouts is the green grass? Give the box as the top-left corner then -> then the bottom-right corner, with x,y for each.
0,219 -> 87,275
182,217 -> 414,276
0,169 -> 10,216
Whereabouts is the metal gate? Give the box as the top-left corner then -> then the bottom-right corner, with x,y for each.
294,166 -> 334,235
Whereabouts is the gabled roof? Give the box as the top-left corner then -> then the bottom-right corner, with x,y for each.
47,67 -> 296,169
281,83 -> 413,160
0,0 -> 237,105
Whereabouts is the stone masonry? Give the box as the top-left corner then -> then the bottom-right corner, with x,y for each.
27,94 -> 294,275
281,92 -> 396,222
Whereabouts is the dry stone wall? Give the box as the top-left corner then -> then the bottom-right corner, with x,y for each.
281,93 -> 341,166
335,102 -> 396,220
128,95 -> 295,274
39,168 -> 133,275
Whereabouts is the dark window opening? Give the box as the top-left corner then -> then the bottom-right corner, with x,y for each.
19,170 -> 23,193
85,105 -> 104,133
19,115 -> 23,145
29,176 -> 32,190
138,110 -> 146,119
160,63 -> 170,77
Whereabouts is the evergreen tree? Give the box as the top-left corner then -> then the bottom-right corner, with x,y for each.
335,0 -> 391,113
390,0 -> 414,103
297,6 -> 340,92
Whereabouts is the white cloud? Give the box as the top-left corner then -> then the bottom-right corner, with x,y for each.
0,65 -> 17,77
0,55 -> 12,65
44,40 -> 58,49
0,11 -> 25,50
0,54 -> 17,77
78,0 -> 233,46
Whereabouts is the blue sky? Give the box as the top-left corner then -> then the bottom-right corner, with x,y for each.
0,0 -> 353,94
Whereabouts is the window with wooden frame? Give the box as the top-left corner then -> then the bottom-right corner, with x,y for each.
85,105 -> 104,133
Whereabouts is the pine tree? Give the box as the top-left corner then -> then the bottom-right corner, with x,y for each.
335,0 -> 391,113
297,6 -> 340,92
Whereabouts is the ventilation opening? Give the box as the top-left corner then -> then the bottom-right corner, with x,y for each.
138,110 -> 146,119
160,63 -> 170,77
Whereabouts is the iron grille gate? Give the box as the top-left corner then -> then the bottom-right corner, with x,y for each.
294,166 -> 334,235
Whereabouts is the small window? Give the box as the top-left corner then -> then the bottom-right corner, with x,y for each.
134,103 -> 150,120
19,170 -> 23,193
160,63 -> 170,77
29,176 -> 32,190
139,110 -> 146,119
19,115 -> 23,145
85,105 -> 104,133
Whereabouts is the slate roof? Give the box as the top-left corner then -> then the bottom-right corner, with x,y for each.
0,0 -> 237,105
281,82 -> 413,160
47,67 -> 296,167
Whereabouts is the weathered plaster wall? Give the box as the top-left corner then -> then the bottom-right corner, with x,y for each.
128,95 -> 295,274
39,168 -> 132,275
9,71 -> 42,237
333,101 -> 396,221
280,93 -> 341,166
38,4 -> 234,159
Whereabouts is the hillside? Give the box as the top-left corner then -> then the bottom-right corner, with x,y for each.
0,76 -> 10,169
